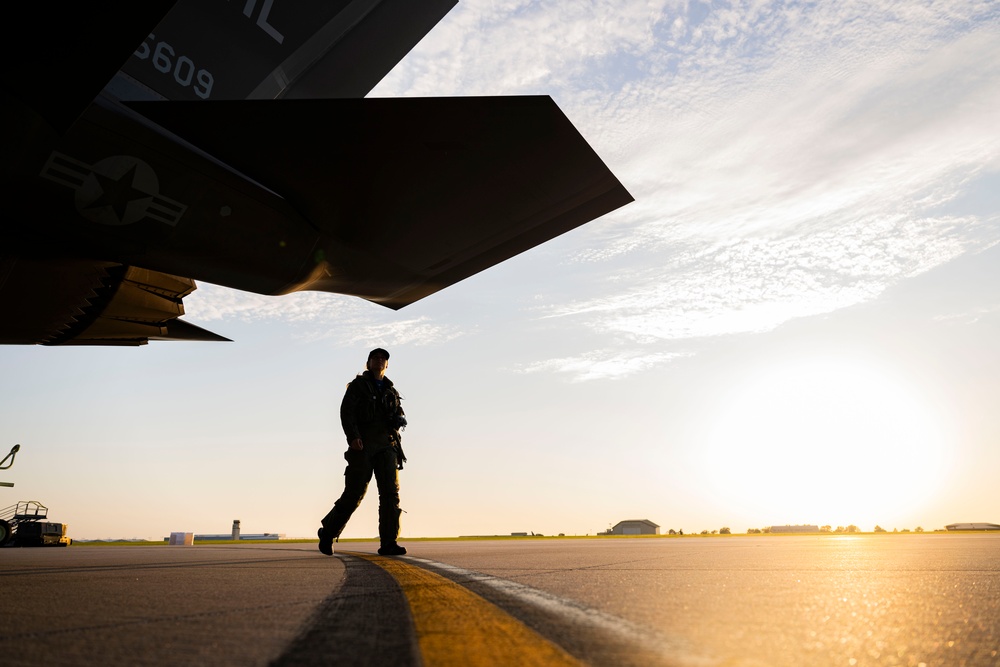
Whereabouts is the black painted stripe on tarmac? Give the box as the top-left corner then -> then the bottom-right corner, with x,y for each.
270,553 -> 422,666
352,552 -> 582,667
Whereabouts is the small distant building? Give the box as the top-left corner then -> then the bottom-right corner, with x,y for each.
607,519 -> 659,535
769,525 -> 820,533
164,532 -> 285,542
946,523 -> 1000,531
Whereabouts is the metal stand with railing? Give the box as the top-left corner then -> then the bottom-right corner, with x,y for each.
0,445 -> 71,547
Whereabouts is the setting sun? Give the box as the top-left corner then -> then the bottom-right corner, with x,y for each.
702,356 -> 951,528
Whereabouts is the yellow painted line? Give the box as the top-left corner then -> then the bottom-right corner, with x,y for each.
350,553 -> 583,666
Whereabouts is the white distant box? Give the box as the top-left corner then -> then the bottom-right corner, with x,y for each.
169,532 -> 194,546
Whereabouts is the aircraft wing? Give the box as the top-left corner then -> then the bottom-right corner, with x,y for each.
0,1 -> 632,346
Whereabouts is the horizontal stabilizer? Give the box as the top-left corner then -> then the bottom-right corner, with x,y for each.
127,96 -> 633,307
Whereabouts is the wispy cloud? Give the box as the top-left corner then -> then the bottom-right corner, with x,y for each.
549,212 -> 986,341
183,285 -> 467,347
934,302 -> 1000,326
512,349 -> 692,382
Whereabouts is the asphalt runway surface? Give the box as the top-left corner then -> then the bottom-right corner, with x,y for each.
1,534 -> 998,666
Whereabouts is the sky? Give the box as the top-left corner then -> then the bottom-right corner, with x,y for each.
2,0 -> 999,540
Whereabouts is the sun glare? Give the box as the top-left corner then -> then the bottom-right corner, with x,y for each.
703,357 -> 948,528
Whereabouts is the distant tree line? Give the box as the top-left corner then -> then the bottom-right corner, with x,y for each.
742,525 -> 926,534
663,528 -> 730,535
654,525 -> 928,536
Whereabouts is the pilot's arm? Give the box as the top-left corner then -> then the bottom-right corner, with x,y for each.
340,381 -> 364,451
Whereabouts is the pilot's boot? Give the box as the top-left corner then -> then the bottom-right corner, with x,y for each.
317,526 -> 335,556
319,500 -> 356,556
318,505 -> 352,555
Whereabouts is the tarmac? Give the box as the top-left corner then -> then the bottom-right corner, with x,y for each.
1,543 -> 375,666
3,534 -> 1000,666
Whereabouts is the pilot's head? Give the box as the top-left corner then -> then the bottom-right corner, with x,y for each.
367,348 -> 389,376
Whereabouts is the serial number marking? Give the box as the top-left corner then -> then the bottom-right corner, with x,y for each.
133,34 -> 214,99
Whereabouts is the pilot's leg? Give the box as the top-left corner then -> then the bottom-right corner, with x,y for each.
319,449 -> 373,553
373,448 -> 405,555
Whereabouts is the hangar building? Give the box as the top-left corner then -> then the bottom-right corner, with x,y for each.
607,519 -> 660,535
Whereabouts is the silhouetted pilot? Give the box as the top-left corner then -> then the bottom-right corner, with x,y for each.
318,348 -> 407,556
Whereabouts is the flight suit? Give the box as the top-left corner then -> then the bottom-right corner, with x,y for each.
321,371 -> 405,547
